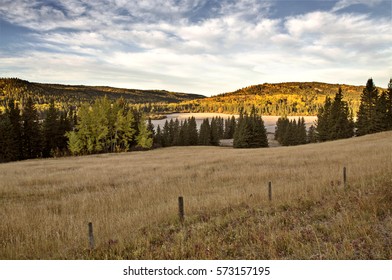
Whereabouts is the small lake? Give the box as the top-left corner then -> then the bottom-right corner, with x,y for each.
151,113 -> 317,133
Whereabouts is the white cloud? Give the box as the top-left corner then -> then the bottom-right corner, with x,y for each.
0,0 -> 391,94
332,0 -> 384,12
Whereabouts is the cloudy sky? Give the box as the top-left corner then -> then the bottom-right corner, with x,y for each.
0,0 -> 391,95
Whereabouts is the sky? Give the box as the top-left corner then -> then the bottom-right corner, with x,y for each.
0,0 -> 391,95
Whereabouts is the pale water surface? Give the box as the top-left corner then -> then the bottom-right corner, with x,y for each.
151,113 -> 317,133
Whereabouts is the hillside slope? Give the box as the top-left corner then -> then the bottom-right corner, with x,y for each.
0,131 -> 391,259
176,82 -> 386,116
0,78 -> 205,106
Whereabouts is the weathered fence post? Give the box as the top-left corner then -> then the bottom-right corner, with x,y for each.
343,167 -> 347,190
268,182 -> 272,201
88,222 -> 95,250
178,196 -> 184,224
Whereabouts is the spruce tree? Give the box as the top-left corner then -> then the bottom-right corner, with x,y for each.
42,100 -> 60,157
0,113 -> 15,162
4,99 -> 23,160
162,120 -> 171,147
316,97 -> 332,141
297,117 -> 307,145
374,92 -> 388,132
224,116 -> 236,139
154,125 -> 164,147
21,97 -> 42,159
188,116 -> 198,145
210,117 -> 220,146
307,125 -> 317,143
356,78 -> 379,136
199,118 -> 211,145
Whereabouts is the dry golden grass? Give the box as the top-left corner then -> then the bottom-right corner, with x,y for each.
0,132 -> 391,259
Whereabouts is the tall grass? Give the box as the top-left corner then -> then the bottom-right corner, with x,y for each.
0,132 -> 391,259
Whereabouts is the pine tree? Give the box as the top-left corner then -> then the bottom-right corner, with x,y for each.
374,92 -> 388,132
21,97 -> 42,159
178,119 -> 189,146
188,116 -> 198,145
0,112 -> 15,162
307,125 -> 317,143
316,97 -> 332,141
162,120 -> 171,147
233,110 -> 250,148
297,117 -> 307,145
328,88 -> 354,140
42,100 -> 60,157
249,107 -> 268,147
4,99 -> 23,160
210,117 -> 220,146
224,116 -> 236,139
154,125 -> 164,147
356,78 -> 379,136
199,118 -> 211,145
316,88 -> 354,141
274,117 -> 289,143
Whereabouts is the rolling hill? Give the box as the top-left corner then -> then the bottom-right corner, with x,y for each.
0,77 -> 205,107
0,131 -> 391,259
175,82 -> 387,116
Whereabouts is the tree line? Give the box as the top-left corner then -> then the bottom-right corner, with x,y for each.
152,108 -> 269,149
153,116 -> 236,147
0,97 -> 154,162
0,98 -> 73,162
275,78 -> 392,146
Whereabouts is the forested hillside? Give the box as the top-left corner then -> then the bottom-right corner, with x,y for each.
165,82 -> 386,116
0,78 -> 204,112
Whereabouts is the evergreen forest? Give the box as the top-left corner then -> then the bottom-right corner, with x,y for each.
1,78 -> 392,163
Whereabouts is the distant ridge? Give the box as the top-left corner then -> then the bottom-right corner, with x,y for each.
180,81 -> 387,116
0,78 -> 205,105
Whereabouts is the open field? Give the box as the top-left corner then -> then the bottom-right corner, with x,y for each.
0,132 -> 391,259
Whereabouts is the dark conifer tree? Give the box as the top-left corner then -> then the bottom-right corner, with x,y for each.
178,119 -> 189,146
0,112 -> 15,162
249,107 -> 268,148
224,116 -> 236,139
42,100 -> 60,157
21,97 -> 42,159
199,118 -> 211,145
233,109 -> 250,148
210,117 -> 220,146
58,111 -> 72,153
162,120 -> 170,147
374,92 -> 388,132
154,125 -> 164,147
5,99 -> 23,160
188,116 -> 198,145
274,117 -> 289,143
316,96 -> 332,141
297,117 -> 307,145
147,118 -> 155,139
307,125 -> 317,143
172,118 -> 180,146
356,78 -> 379,136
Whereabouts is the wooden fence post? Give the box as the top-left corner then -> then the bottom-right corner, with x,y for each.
343,167 -> 347,190
88,222 -> 95,250
178,196 -> 184,224
268,182 -> 272,201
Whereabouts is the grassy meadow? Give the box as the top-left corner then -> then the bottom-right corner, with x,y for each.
0,132 -> 391,259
